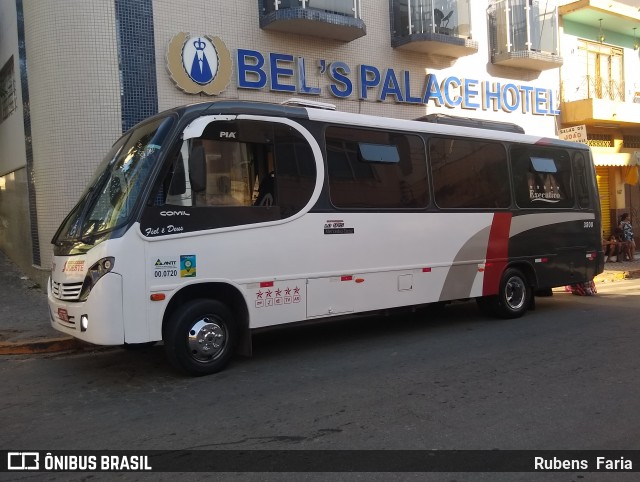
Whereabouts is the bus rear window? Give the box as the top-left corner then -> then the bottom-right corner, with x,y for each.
512,147 -> 574,209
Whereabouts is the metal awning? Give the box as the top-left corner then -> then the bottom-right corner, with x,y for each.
593,152 -> 640,167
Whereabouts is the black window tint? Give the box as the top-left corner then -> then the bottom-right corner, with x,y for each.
573,152 -> 591,208
273,124 -> 316,218
326,127 -> 428,209
512,147 -> 574,208
430,137 -> 510,209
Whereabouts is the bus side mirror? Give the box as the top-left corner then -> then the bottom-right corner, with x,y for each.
188,145 -> 206,193
168,153 -> 186,196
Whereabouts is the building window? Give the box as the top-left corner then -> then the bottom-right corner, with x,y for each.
0,58 -> 17,123
577,40 -> 624,102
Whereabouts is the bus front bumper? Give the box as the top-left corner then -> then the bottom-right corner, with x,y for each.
48,272 -> 125,345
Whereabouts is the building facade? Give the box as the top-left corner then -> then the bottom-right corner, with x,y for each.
558,0 -> 640,238
1,0 -> 572,282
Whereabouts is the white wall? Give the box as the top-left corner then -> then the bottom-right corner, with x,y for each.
23,0 -> 122,269
153,0 -> 560,137
0,0 -> 27,176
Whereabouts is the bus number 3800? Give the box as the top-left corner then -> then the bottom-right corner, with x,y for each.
155,269 -> 177,278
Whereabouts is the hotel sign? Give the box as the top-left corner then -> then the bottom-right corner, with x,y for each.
167,33 -> 560,116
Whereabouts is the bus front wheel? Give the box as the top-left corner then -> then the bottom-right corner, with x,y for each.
164,299 -> 237,375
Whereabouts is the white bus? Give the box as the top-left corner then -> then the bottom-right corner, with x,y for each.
48,100 -> 603,375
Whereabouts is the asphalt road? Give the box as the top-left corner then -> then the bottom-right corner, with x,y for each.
1,280 -> 639,480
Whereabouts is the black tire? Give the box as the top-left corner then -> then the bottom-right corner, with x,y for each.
477,268 -> 531,319
494,268 -> 531,319
122,341 -> 157,351
164,299 -> 237,376
535,288 -> 553,297
476,296 -> 497,317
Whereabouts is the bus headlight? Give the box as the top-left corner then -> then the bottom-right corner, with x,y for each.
79,257 -> 115,301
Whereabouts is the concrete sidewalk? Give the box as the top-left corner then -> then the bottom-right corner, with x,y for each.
594,256 -> 640,283
0,250 -> 83,355
0,248 -> 639,355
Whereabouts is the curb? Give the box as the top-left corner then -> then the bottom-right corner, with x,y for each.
0,337 -> 85,356
594,269 -> 640,284
2,269 -> 639,356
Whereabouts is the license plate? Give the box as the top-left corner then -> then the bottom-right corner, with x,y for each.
57,308 -> 69,322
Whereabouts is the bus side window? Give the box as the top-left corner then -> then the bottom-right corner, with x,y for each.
153,119 -> 316,231
165,142 -> 193,206
573,152 -> 591,208
254,171 -> 276,207
430,137 -> 509,209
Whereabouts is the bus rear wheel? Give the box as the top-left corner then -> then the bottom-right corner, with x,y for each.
476,268 -> 531,319
495,268 -> 530,319
164,299 -> 237,375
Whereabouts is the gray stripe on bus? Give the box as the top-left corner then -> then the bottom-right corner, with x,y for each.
439,225 -> 492,302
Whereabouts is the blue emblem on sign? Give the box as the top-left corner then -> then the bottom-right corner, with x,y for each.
182,36 -> 218,85
189,38 -> 213,84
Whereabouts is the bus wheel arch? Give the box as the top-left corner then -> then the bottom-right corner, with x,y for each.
162,283 -> 251,372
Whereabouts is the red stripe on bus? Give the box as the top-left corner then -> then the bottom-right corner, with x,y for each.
482,212 -> 512,296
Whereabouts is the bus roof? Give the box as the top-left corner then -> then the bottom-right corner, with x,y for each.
170,100 -> 590,151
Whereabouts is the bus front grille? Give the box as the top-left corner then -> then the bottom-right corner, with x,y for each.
52,281 -> 83,301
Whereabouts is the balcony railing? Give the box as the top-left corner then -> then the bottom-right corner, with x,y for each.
559,76 -> 639,127
264,0 -> 361,18
391,0 -> 478,57
488,0 -> 562,71
562,76 -> 625,103
260,0 -> 365,41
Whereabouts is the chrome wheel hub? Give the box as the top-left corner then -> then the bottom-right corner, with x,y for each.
187,317 -> 227,362
505,276 -> 525,310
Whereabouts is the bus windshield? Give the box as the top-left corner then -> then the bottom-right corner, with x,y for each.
53,115 -> 174,249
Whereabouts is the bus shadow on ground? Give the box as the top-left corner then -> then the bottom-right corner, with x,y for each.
57,297 -> 562,379
249,299 -> 512,362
